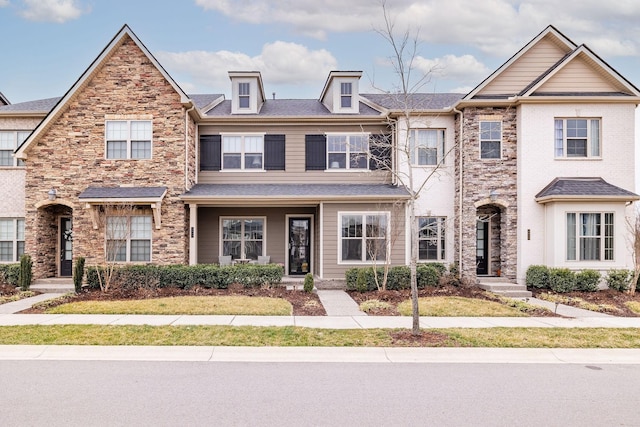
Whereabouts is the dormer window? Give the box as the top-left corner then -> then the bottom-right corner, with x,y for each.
238,83 -> 251,109
341,82 -> 352,108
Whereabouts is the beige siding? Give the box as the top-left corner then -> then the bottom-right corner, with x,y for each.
479,37 -> 570,96
197,123 -> 391,185
321,202 -> 406,280
535,55 -> 621,93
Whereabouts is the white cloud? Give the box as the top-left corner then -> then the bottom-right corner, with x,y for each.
19,0 -> 87,23
157,41 -> 337,95
415,54 -> 490,85
0,0 -> 9,7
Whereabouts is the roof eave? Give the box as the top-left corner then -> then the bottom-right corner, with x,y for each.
179,194 -> 410,205
535,195 -> 640,204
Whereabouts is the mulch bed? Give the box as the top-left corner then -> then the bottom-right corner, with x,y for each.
532,288 -> 640,317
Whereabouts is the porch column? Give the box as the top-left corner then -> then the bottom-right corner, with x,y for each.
189,203 -> 198,265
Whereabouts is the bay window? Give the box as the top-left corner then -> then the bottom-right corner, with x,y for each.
566,212 -> 613,261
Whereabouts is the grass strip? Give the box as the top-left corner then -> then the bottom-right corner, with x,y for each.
397,297 -> 530,317
0,325 -> 639,348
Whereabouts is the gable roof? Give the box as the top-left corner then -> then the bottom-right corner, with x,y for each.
15,24 -> 190,159
535,177 -> 639,203
0,97 -> 61,114
0,92 -> 9,106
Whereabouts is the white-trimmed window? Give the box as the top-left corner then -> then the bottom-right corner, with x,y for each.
418,217 -> 446,261
480,121 -> 501,159
221,218 -> 264,260
340,212 -> 389,262
106,215 -> 152,262
327,134 -> 368,170
105,120 -> 152,159
555,118 -> 600,158
566,212 -> 613,261
0,131 -> 29,167
238,82 -> 251,109
340,82 -> 353,108
222,135 -> 264,170
0,218 -> 25,262
410,129 -> 445,166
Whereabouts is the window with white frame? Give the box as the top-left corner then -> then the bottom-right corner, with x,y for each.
340,82 -> 353,108
221,218 -> 264,260
554,118 -> 600,158
566,212 -> 613,261
238,82 -> 251,109
327,134 -> 368,170
410,129 -> 445,166
0,131 -> 29,167
106,215 -> 152,262
222,135 -> 264,170
480,121 -> 501,159
0,218 -> 25,262
418,217 -> 446,261
105,120 -> 152,159
340,213 -> 388,262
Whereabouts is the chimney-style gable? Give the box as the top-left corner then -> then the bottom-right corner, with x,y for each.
229,71 -> 265,114
320,71 -> 362,114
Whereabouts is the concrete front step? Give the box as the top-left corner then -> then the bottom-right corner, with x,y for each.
31,278 -> 74,294
477,280 -> 532,298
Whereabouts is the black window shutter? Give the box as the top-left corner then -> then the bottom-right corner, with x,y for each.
264,134 -> 285,170
369,133 -> 391,170
200,135 -> 221,171
305,134 -> 326,170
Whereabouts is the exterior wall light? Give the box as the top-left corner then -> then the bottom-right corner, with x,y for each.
48,188 -> 57,201
489,189 -> 498,202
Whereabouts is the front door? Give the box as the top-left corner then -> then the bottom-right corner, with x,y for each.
60,217 -> 72,277
476,220 -> 489,275
288,217 -> 310,275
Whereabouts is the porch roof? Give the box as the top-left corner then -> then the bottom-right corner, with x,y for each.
535,177 -> 639,203
180,183 -> 410,204
78,186 -> 168,201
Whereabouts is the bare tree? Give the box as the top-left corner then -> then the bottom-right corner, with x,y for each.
626,207 -> 640,296
367,201 -> 405,291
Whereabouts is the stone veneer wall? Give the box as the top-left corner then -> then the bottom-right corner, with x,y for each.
24,35 -> 189,279
454,107 -> 518,281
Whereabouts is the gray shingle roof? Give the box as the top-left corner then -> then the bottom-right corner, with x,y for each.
362,93 -> 463,110
0,97 -> 61,113
204,99 -> 383,117
535,178 -> 638,200
79,186 -> 167,199
182,184 -> 409,199
188,93 -> 224,110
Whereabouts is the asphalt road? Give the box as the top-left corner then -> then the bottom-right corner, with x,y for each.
1,360 -> 638,426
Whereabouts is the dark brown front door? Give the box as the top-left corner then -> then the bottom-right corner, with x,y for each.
288,217 -> 310,275
60,217 -> 72,277
476,220 -> 489,275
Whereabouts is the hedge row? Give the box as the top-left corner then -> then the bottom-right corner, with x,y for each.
345,263 -> 448,292
526,265 -> 637,293
85,263 -> 284,290
0,264 -> 20,287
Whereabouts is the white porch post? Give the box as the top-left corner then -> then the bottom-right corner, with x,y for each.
189,203 -> 198,265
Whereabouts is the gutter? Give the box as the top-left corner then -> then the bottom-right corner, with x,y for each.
452,106 -> 463,273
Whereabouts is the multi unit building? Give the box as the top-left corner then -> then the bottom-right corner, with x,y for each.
0,24 -> 638,285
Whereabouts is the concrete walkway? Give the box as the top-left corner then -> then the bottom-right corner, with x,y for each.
316,290 -> 366,316
0,293 -> 66,314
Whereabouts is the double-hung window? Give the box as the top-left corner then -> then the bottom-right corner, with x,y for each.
106,120 -> 152,159
566,212 -> 613,261
238,82 -> 251,109
327,134 -> 368,170
340,82 -> 353,108
410,129 -> 445,166
222,135 -> 264,170
0,131 -> 29,167
479,121 -> 501,159
418,217 -> 446,261
340,213 -> 388,262
106,215 -> 152,262
221,218 -> 264,260
0,218 -> 25,262
554,118 -> 600,158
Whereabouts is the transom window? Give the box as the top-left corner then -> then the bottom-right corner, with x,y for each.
480,121 -> 501,159
106,215 -> 152,262
340,213 -> 389,262
327,134 -> 368,170
221,218 -> 264,260
555,118 -> 600,158
340,82 -> 353,108
410,129 -> 445,166
0,218 -> 25,262
106,120 -> 152,159
418,217 -> 446,261
0,131 -> 29,167
238,82 -> 251,109
566,212 -> 613,261
222,135 -> 264,170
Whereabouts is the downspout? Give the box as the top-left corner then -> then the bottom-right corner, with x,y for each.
452,107 -> 463,274
185,103 -> 196,191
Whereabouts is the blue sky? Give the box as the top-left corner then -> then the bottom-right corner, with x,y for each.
2,0 -> 640,104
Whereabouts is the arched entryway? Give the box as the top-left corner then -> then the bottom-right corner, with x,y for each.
34,202 -> 73,279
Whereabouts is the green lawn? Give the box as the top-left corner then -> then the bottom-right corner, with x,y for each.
396,296 -> 532,317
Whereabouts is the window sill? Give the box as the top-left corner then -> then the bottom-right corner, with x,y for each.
0,166 -> 26,170
554,157 -> 602,161
324,169 -> 370,172
220,169 -> 266,172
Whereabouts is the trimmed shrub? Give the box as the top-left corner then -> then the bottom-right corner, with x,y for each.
346,265 -> 446,291
73,257 -> 85,293
417,264 -> 441,287
0,264 -> 20,287
575,269 -> 601,292
18,254 -> 32,291
386,266 -> 411,290
548,268 -> 576,293
606,269 -> 632,292
526,265 -> 550,289
303,273 -> 314,293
